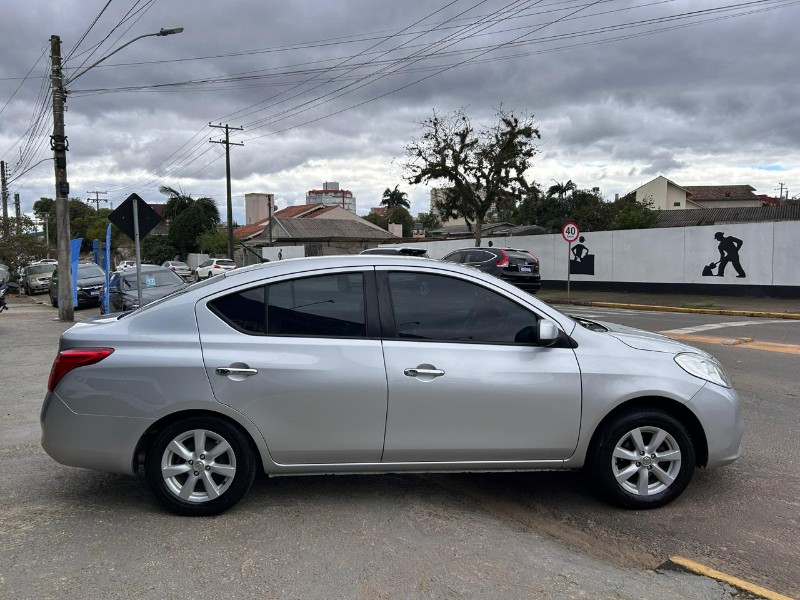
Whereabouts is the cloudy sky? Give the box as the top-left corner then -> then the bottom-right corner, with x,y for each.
1,0 -> 798,225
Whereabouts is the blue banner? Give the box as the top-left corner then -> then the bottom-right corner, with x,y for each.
70,238 -> 82,308
104,225 -> 111,313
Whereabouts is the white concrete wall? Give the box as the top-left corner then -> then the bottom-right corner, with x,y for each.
262,246 -> 305,261
379,221 -> 800,287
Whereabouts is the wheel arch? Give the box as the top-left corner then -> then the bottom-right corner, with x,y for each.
587,396 -> 709,468
133,409 -> 266,474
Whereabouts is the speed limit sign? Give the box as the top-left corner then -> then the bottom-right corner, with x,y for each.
562,221 -> 580,243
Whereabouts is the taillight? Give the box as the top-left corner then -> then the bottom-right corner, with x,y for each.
48,348 -> 114,392
496,249 -> 509,267
214,264 -> 221,269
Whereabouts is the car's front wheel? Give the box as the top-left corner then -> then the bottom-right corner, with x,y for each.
49,291 -> 58,307
145,416 -> 257,516
588,409 -> 695,509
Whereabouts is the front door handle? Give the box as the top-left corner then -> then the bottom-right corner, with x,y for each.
215,367 -> 258,376
404,367 -> 445,378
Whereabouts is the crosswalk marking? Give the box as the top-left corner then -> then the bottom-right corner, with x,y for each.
660,320 -> 791,335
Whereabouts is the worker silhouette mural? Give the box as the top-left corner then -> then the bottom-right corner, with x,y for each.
702,232 -> 746,278
569,236 -> 595,275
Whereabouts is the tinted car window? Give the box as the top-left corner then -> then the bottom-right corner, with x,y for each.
441,251 -> 465,263
215,259 -> 235,266
387,272 -> 536,344
121,269 -> 183,289
28,265 -> 56,275
267,273 -> 366,337
209,286 -> 267,334
464,250 -> 494,263
77,264 -> 105,278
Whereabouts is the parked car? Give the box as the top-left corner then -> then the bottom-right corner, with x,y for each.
194,258 -> 236,280
442,247 -> 541,292
48,263 -> 106,308
117,260 -> 137,271
103,265 -> 188,314
41,255 -> 742,516
162,260 -> 192,279
20,263 -> 56,295
360,247 -> 429,257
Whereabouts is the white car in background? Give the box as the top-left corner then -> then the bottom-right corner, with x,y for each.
194,258 -> 237,280
117,261 -> 137,271
162,260 -> 192,279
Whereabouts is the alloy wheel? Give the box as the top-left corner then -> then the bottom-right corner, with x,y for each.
611,426 -> 682,496
160,429 -> 237,503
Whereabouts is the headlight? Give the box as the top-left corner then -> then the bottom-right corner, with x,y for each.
674,353 -> 732,388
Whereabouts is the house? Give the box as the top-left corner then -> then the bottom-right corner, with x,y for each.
633,176 -> 768,210
235,202 -> 395,263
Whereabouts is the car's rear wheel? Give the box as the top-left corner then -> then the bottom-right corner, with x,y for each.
145,416 -> 257,516
588,409 -> 695,509
50,291 -> 58,307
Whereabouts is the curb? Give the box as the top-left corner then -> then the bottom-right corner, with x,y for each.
658,556 -> 794,600
550,300 -> 800,320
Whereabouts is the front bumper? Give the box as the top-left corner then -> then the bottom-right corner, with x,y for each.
40,391 -> 154,474
688,383 -> 743,468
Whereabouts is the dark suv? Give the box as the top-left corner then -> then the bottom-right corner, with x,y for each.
49,263 -> 106,308
441,247 -> 541,292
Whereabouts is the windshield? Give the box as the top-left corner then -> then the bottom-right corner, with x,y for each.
122,269 -> 183,289
78,265 -> 105,278
29,265 -> 56,275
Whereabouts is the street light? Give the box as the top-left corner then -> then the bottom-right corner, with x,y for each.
51,27 -> 184,321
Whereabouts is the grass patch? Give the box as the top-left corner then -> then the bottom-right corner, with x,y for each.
681,301 -> 716,309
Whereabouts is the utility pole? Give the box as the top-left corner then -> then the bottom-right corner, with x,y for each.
86,190 -> 108,211
50,34 -> 73,322
0,160 -> 8,236
776,183 -> 786,200
209,123 -> 243,261
13,193 -> 21,234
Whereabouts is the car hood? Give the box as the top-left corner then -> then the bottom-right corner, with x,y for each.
592,320 -> 714,357
77,276 -> 106,287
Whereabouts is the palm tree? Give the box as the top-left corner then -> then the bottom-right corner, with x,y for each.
381,185 -> 411,209
546,179 -> 577,201
159,186 -> 220,226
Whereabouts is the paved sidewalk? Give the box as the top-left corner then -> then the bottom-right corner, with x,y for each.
537,289 -> 800,318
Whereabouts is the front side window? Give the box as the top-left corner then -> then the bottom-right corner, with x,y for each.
268,273 -> 366,337
387,272 -> 536,344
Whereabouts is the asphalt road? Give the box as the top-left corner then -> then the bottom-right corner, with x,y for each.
1,296 -> 796,598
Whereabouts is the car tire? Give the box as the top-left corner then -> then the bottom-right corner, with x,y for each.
50,291 -> 58,308
145,416 -> 258,516
588,409 -> 695,509
193,272 -> 200,282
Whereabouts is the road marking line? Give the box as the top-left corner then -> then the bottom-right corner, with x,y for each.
662,333 -> 800,354
665,556 -> 794,600
661,320 -> 791,335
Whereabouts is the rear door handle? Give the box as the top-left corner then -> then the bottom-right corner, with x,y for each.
404,368 -> 445,378
215,367 -> 258,376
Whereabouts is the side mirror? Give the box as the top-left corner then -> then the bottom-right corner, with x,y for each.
537,319 -> 560,347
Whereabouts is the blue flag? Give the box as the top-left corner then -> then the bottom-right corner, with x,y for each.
70,238 -> 82,308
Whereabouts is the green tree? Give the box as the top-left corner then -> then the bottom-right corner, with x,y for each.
403,107 -> 540,246
141,235 -> 179,264
0,232 -> 47,278
385,206 -> 415,237
159,186 -> 220,258
197,229 -> 231,255
416,212 -> 441,235
611,192 -> 658,230
381,185 -> 410,209
546,179 -> 577,201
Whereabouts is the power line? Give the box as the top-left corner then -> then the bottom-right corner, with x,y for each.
63,0 -> 114,63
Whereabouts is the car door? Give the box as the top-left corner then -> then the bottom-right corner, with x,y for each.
378,269 -> 582,463
195,268 -> 388,465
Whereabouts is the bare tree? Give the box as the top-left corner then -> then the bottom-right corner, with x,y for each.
402,107 -> 540,246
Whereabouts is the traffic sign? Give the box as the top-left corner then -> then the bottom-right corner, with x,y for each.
108,193 -> 163,241
562,221 -> 580,243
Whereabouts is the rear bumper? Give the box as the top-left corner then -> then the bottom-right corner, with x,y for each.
40,391 -> 153,475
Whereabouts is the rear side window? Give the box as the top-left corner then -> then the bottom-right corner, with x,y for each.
441,251 -> 465,263
267,273 -> 366,337
464,250 -> 493,263
209,286 -> 267,334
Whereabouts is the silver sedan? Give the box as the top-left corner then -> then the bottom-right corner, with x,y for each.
41,255 -> 742,516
